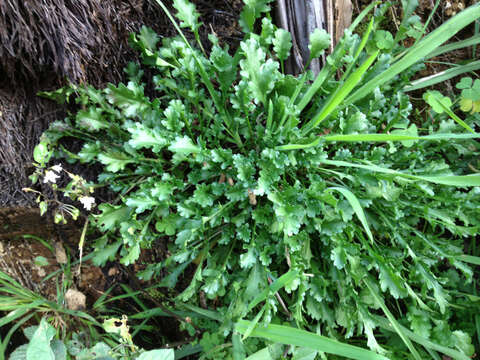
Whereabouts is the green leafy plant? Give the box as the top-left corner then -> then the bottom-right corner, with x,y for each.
33,0 -> 480,358
9,317 -> 174,360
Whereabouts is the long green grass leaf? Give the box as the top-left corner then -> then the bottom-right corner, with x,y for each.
323,133 -> 480,141
276,132 -> 480,150
404,60 -> 480,92
321,159 -> 480,186
302,51 -> 379,134
426,34 -> 480,59
373,316 -> 470,360
247,270 -> 299,312
364,279 -> 422,360
346,3 -> 480,104
458,254 -> 480,265
235,321 -> 390,360
328,187 -> 373,243
297,0 -> 380,114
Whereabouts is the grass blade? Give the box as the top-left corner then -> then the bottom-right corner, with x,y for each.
235,321 -> 390,360
276,132 -> 480,150
364,278 -> 422,360
323,133 -> 480,142
373,316 -> 471,360
328,187 -> 373,243
302,51 -> 379,135
321,159 -> 480,187
426,34 -> 480,59
457,254 -> 480,266
247,270 -> 299,312
346,3 -> 480,105
405,60 -> 480,92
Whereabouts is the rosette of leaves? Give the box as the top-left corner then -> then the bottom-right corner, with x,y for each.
38,0 -> 480,359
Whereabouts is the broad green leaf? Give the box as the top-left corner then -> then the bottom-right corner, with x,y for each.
10,344 -> 28,360
240,37 -> 279,105
51,340 -> 67,360
33,142 -> 52,165
235,321 -> 390,360
374,30 -> 394,50
239,0 -> 274,32
91,240 -> 122,267
136,349 -> 174,360
26,318 -> 55,360
76,342 -> 112,359
106,82 -> 148,117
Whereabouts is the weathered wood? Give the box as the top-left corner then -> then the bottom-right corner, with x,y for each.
275,0 -> 353,75
275,0 -> 326,75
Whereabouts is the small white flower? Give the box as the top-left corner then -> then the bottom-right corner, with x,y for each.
79,196 -> 95,211
50,164 -> 63,173
43,170 -> 60,184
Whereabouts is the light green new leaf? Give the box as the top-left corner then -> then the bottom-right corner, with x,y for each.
235,321 -> 390,360
173,0 -> 201,32
273,28 -> 292,61
128,124 -> 168,152
168,136 -> 201,155
309,28 -> 330,59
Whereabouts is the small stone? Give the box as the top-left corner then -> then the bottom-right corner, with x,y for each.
108,267 -> 119,276
65,289 -> 86,310
54,242 -> 68,264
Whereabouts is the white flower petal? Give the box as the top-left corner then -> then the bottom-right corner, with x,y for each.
43,170 -> 60,184
50,164 -> 63,173
79,196 -> 95,211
